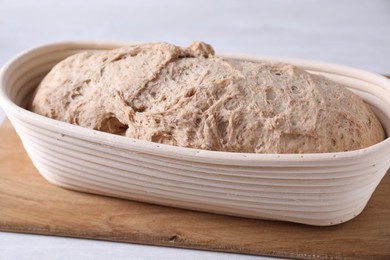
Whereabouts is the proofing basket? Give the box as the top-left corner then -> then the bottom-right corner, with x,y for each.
1,42 -> 390,226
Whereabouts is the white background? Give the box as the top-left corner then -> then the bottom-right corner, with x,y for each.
1,0 -> 390,259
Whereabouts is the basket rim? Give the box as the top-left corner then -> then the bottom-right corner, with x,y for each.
1,41 -> 390,165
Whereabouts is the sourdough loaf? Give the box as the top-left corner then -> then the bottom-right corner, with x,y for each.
30,42 -> 385,153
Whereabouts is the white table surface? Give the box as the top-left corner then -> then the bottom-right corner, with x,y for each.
1,0 -> 390,259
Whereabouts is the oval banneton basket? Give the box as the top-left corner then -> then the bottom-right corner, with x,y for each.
1,42 -> 390,226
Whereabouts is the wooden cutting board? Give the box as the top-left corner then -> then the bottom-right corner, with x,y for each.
0,119 -> 389,260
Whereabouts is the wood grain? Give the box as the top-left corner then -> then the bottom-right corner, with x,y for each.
0,119 -> 389,259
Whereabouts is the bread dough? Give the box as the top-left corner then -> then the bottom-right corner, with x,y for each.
30,42 -> 385,153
